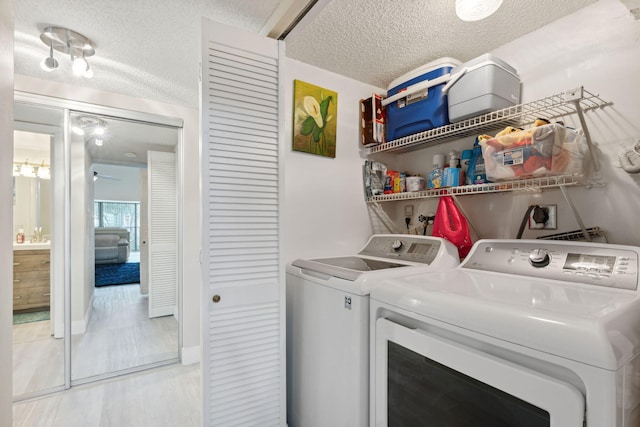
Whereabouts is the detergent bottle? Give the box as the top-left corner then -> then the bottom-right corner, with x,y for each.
466,136 -> 490,185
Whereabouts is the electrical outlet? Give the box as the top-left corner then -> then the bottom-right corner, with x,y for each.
529,205 -> 557,230
404,204 -> 414,225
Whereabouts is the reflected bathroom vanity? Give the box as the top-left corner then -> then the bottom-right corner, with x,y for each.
13,243 -> 51,311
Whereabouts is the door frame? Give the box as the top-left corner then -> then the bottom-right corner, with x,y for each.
13,90 -> 185,395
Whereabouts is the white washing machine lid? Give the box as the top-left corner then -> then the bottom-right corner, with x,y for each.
288,234 -> 460,295
371,239 -> 640,370
291,256 -> 412,282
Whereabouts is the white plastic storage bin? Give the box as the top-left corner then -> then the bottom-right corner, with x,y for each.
479,123 -> 589,181
444,53 -> 521,122
383,57 -> 461,140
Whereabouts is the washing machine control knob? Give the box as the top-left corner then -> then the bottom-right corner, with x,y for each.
391,240 -> 403,251
529,249 -> 551,267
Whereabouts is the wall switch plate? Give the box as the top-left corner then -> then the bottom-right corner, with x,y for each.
529,205 -> 557,230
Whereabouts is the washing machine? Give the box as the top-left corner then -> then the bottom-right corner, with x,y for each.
370,239 -> 640,427
286,234 -> 460,427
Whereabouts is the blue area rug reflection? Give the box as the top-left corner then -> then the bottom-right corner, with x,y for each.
95,262 -> 140,287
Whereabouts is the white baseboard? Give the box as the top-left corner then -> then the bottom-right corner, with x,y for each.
181,345 -> 200,365
72,293 -> 93,335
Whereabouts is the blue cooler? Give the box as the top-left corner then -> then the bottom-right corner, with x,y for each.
383,57 -> 461,141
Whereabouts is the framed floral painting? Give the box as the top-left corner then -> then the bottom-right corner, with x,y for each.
292,80 -> 338,158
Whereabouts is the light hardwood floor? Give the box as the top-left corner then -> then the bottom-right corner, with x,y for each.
13,283 -> 179,396
13,363 -> 200,427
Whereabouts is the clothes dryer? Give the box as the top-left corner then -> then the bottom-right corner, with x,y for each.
370,239 -> 640,426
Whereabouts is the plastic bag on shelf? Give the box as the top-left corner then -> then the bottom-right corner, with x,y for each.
363,160 -> 387,197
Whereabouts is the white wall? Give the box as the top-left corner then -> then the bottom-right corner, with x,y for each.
1,0 -> 13,423
14,75 -> 201,362
94,163 -> 142,202
382,0 -> 640,246
283,58 -> 384,261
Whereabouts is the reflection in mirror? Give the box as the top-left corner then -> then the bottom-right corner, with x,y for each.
12,98 -> 182,398
12,106 -> 64,397
69,111 -> 180,381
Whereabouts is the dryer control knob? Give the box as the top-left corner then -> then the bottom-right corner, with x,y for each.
529,249 -> 551,268
391,240 -> 403,251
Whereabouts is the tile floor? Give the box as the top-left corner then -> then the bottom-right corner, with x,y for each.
13,363 -> 200,427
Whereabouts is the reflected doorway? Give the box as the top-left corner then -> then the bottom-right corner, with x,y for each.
70,112 -> 180,382
12,123 -> 64,397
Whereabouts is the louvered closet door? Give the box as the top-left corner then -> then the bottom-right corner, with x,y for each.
148,150 -> 177,318
201,19 -> 285,426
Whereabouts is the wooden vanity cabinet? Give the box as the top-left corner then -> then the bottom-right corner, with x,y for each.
13,249 -> 50,312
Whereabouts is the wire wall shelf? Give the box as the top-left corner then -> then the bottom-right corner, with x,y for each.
365,87 -> 612,155
366,175 -> 605,203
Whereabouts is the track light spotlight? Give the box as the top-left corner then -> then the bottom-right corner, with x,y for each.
40,41 -> 59,72
72,55 -> 89,76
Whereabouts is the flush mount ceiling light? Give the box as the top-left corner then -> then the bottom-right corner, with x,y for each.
39,26 -> 95,78
455,0 -> 503,21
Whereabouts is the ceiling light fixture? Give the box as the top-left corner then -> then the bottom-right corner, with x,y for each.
455,0 -> 503,21
73,116 -> 108,144
39,26 -> 95,78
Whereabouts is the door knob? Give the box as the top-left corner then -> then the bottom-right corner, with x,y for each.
212,294 -> 221,303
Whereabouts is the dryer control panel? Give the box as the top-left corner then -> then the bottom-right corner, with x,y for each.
359,235 -> 445,265
462,240 -> 640,290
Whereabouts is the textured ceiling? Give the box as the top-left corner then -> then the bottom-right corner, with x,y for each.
14,0 -> 598,109
285,0 -> 599,91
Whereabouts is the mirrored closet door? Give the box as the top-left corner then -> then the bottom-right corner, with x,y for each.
12,94 -> 182,400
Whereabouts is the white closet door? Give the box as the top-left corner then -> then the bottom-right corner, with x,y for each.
201,19 -> 285,427
148,151 -> 177,318
140,168 -> 149,295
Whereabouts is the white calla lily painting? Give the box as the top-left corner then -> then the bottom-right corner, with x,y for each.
292,80 -> 338,158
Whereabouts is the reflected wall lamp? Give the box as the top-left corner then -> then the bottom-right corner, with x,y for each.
455,0 -> 503,21
13,160 -> 50,180
40,26 -> 95,78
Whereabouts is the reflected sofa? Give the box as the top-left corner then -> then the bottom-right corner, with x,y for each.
95,227 -> 130,264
